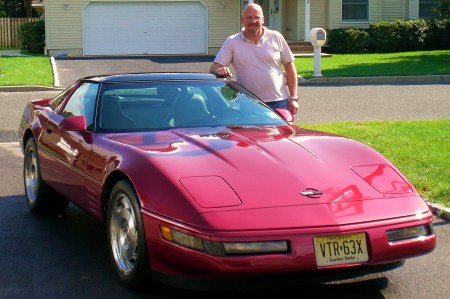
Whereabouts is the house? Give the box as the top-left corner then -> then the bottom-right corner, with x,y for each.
32,0 -> 45,16
43,0 -> 439,57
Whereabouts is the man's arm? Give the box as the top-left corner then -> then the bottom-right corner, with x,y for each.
209,62 -> 232,78
284,61 -> 299,114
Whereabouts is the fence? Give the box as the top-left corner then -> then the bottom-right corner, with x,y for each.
0,17 -> 40,48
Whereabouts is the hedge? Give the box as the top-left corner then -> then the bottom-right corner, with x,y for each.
18,19 -> 45,54
327,19 -> 450,54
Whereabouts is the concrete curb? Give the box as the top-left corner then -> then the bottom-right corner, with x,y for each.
0,85 -> 64,92
1,75 -> 449,92
427,201 -> 450,221
299,74 -> 450,85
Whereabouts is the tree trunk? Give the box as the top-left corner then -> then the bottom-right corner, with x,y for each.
25,0 -> 32,17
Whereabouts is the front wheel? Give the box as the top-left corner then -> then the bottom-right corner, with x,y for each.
107,180 -> 151,289
23,137 -> 69,214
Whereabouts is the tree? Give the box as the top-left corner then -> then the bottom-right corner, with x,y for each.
0,0 -> 32,17
433,0 -> 450,19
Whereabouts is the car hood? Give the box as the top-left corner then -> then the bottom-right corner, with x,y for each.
105,125 -> 426,230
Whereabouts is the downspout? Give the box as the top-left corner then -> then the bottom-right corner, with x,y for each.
305,0 -> 310,41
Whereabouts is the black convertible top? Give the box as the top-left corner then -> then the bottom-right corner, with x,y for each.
81,72 -> 219,83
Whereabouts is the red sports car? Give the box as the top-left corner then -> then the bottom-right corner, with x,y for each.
18,73 -> 436,290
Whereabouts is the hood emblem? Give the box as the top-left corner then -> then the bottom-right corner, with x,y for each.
300,188 -> 323,199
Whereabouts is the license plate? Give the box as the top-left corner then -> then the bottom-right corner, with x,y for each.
313,233 -> 369,267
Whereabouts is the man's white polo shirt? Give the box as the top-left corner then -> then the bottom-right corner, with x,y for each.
214,27 -> 295,103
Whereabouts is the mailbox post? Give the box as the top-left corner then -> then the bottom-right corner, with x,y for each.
309,28 -> 327,77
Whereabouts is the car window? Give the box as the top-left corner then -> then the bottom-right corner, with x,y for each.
61,82 -> 99,130
97,81 -> 286,132
49,83 -> 77,110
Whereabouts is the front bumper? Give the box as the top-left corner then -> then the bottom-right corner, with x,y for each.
141,210 -> 436,290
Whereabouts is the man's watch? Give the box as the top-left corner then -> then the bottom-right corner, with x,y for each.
289,96 -> 299,102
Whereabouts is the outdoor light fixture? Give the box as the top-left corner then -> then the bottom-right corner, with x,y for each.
63,3 -> 69,9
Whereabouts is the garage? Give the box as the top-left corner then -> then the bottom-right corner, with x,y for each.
83,1 -> 207,55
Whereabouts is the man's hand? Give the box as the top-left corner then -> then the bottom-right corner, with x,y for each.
215,66 -> 232,78
289,99 -> 299,115
210,62 -> 232,78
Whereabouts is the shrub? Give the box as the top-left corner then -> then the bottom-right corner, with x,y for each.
368,21 -> 400,52
425,19 -> 450,49
366,19 -> 448,53
327,28 -> 369,54
395,19 -> 429,51
18,20 -> 45,54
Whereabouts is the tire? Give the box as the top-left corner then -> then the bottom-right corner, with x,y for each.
23,137 -> 69,214
107,180 -> 151,289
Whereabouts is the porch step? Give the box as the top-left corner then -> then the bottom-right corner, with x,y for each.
288,41 -> 314,54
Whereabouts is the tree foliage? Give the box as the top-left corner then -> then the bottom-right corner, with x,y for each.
434,0 -> 450,18
0,0 -> 32,17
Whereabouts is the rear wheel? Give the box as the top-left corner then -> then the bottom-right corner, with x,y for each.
23,137 -> 69,214
107,180 -> 151,288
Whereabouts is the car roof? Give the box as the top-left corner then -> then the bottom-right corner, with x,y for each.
80,72 -> 219,83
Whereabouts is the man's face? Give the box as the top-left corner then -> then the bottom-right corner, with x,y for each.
241,6 -> 264,34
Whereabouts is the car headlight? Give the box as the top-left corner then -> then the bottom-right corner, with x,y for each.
386,224 -> 433,242
160,226 -> 289,256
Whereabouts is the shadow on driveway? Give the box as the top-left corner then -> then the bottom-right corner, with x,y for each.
53,55 -> 217,88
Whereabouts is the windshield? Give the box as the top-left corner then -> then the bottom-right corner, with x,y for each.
97,80 -> 287,132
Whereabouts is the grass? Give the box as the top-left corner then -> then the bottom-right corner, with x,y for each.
0,55 -> 54,86
299,120 -> 450,208
296,50 -> 450,79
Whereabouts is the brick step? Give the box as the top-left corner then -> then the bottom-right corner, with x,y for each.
287,41 -> 314,53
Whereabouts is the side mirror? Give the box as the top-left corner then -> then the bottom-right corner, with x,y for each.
60,115 -> 87,131
276,108 -> 294,124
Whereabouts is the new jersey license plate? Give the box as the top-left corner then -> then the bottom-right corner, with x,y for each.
313,233 -> 369,267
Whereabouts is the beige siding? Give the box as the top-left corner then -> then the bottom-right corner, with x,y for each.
45,0 -> 84,54
298,1 -> 306,39
207,0 -> 240,54
311,0 -> 328,29
381,0 -> 409,20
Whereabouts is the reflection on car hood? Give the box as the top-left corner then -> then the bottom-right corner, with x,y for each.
105,125 -> 424,229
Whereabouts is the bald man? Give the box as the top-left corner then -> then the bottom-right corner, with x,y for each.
210,3 -> 299,115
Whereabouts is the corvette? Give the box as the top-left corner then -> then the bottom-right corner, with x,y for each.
19,73 -> 436,290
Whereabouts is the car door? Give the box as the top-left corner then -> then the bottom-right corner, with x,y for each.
39,82 -> 99,210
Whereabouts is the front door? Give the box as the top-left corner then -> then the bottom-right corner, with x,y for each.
243,0 -> 283,33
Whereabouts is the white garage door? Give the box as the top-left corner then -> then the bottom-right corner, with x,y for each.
83,1 -> 207,55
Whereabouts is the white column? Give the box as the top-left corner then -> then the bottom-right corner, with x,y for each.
409,0 -> 419,19
305,0 -> 311,41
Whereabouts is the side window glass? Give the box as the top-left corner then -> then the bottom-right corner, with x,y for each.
49,83 -> 76,110
61,83 -> 99,130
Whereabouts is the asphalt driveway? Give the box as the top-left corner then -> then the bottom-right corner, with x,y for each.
54,55 -> 217,88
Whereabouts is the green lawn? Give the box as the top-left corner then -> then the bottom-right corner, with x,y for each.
300,120 -> 450,208
296,50 -> 450,79
0,55 -> 54,86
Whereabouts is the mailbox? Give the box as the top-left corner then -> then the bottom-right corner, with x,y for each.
309,28 -> 327,47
